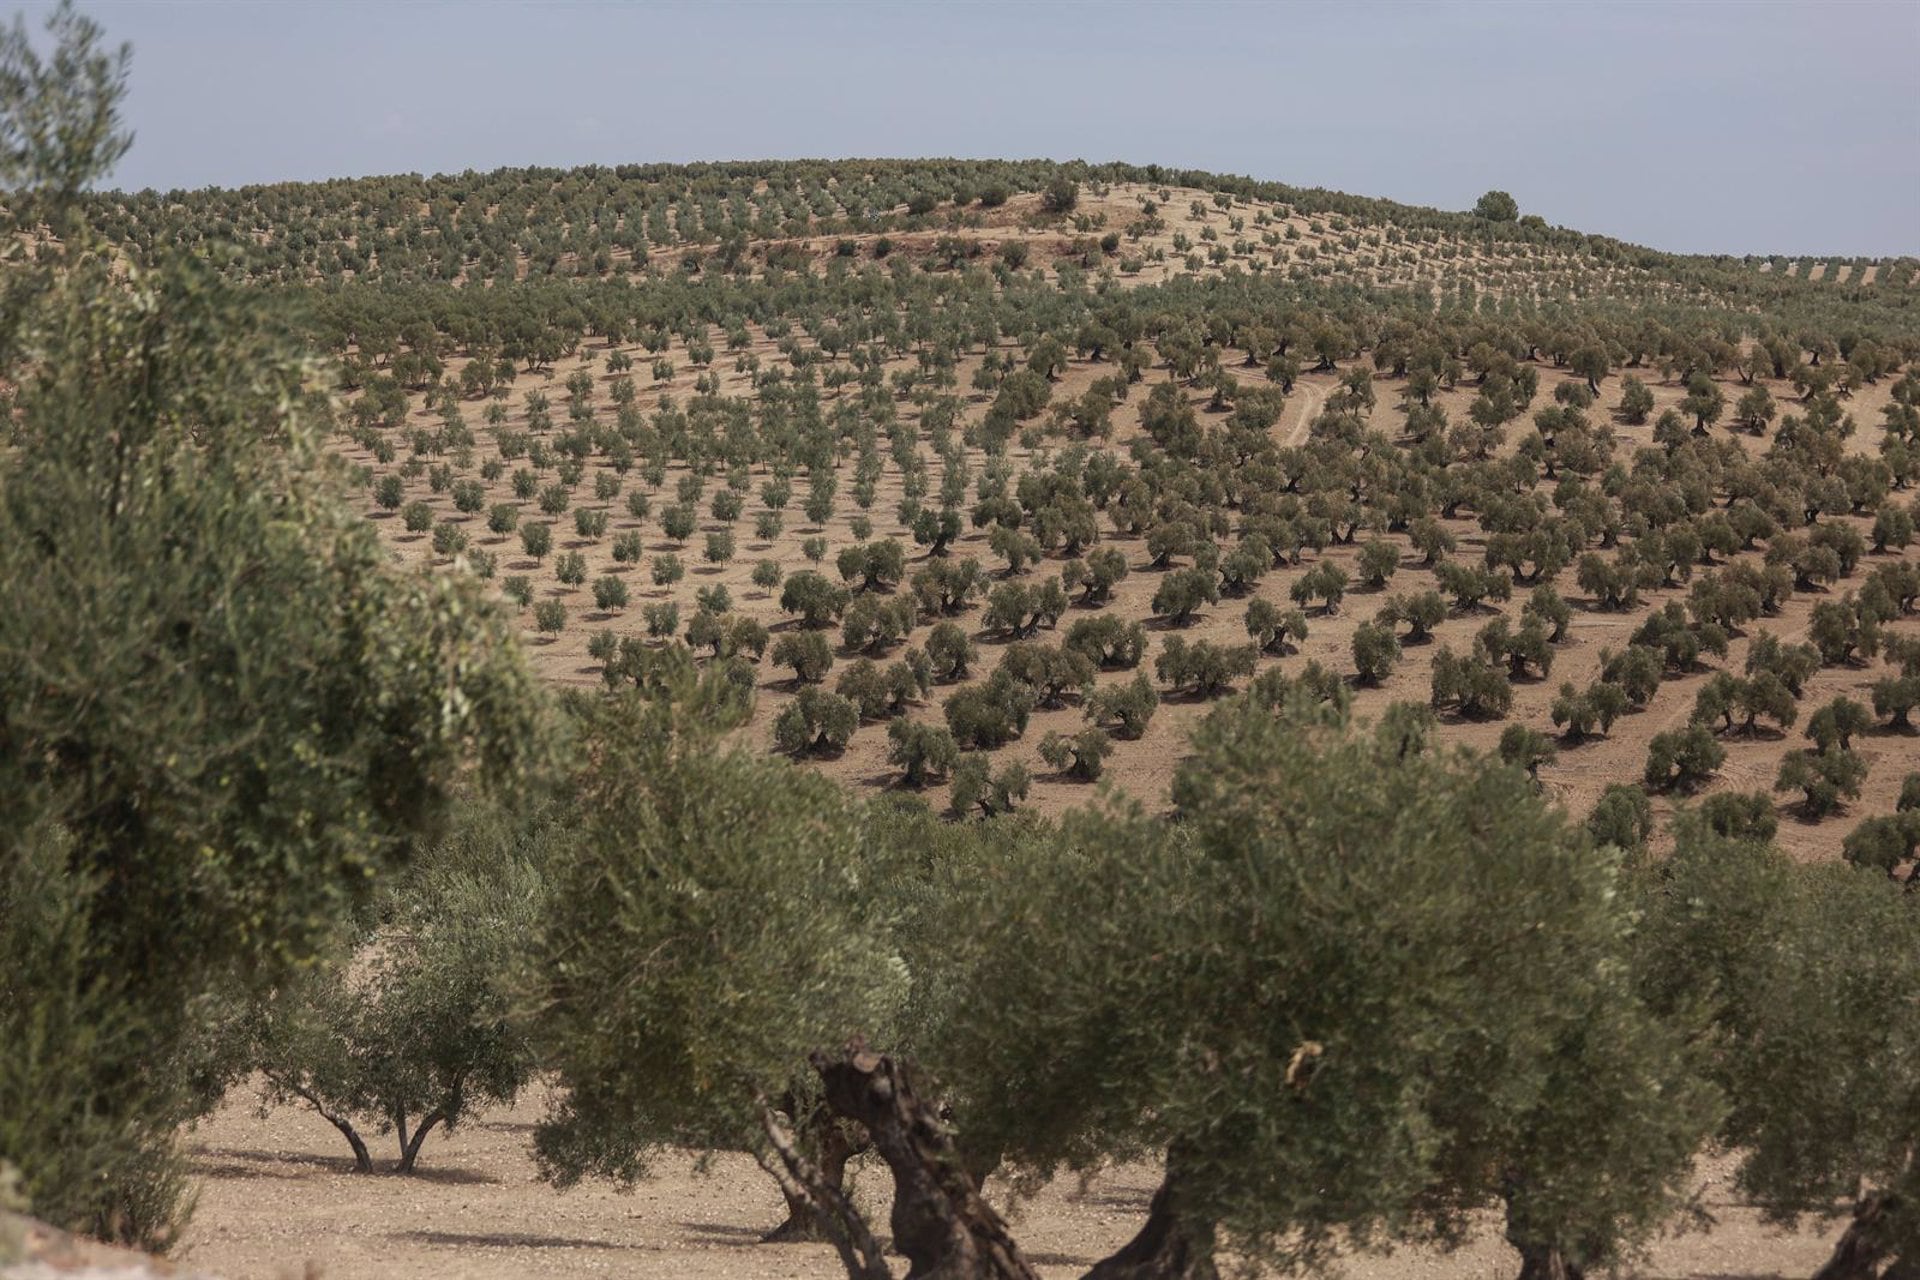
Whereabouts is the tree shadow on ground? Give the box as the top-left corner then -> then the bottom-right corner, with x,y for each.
188,1145 -> 498,1185
187,1146 -> 353,1182
396,1230 -> 621,1251
675,1221 -> 768,1248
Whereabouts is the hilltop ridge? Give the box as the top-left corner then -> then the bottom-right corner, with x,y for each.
80,157 -> 1917,294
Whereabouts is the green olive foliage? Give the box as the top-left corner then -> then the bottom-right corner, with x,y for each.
0,9 -> 540,1243
1641,824 -> 1920,1279
526,684 -> 901,1192
927,697 -> 1709,1277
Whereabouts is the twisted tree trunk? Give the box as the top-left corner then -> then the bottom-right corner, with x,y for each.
813,1041 -> 1039,1280
755,1094 -> 890,1280
1501,1170 -> 1589,1280
396,1078 -> 465,1174
396,1107 -> 449,1173
763,1102 -> 863,1243
326,1112 -> 374,1175
1813,1191 -> 1907,1280
1083,1152 -> 1217,1280
271,1075 -> 372,1173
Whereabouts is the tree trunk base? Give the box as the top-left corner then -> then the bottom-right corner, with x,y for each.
1083,1168 -> 1217,1280
763,1203 -> 830,1244
1814,1192 -> 1907,1280
761,1103 -> 861,1244
1512,1242 -> 1584,1280
754,1099 -> 890,1280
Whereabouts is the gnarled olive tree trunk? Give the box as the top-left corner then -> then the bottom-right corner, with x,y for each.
763,1098 -> 865,1243
794,1046 -> 1217,1280
1814,1191 -> 1911,1280
393,1086 -> 459,1175
1508,1240 -> 1584,1280
267,1073 -> 373,1174
812,1041 -> 1039,1280
755,1094 -> 890,1280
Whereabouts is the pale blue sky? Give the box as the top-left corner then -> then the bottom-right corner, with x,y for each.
48,0 -> 1920,257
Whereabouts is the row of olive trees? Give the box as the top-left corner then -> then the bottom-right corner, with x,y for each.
504,668 -> 1919,1280
174,630 -> 1920,1277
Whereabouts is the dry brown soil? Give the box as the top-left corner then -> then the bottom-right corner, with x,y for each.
178,1086 -> 1841,1280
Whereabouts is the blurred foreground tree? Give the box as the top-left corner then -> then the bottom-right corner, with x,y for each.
0,3 -> 541,1246
1641,821 -> 1920,1280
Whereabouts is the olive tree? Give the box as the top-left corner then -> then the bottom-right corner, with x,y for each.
1063,546 -> 1129,604
774,687 -> 860,757
1156,637 -> 1259,699
1246,597 -> 1309,654
526,689 -> 907,1275
1473,189 -> 1520,221
1641,825 -> 1920,1280
924,621 -> 978,681
886,720 -> 960,787
1351,621 -> 1401,685
1086,672 -> 1159,739
1152,566 -> 1221,626
1037,728 -> 1112,782
1290,561 -> 1349,614
1775,746 -> 1868,819
250,803 -> 550,1173
1644,726 -> 1726,793
928,695 -> 1710,1280
949,756 -> 1032,820
781,570 -> 852,628
772,631 -> 836,685
1356,538 -> 1400,588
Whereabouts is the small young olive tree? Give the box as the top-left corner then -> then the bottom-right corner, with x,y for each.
250,803 -> 552,1173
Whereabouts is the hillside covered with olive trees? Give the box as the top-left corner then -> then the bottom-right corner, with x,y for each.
82,152 -> 1919,859
6,6 -> 1920,1280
